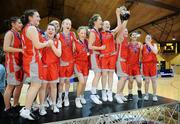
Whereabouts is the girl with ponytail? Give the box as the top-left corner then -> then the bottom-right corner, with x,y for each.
19,9 -> 53,120
88,14 -> 105,105
3,16 -> 23,117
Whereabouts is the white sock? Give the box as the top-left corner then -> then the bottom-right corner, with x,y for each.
107,89 -> 111,93
119,93 -> 124,96
65,91 -> 69,98
25,107 -> 31,111
91,87 -> 97,94
102,89 -> 106,95
40,105 -> 44,109
128,89 -> 132,94
58,92 -> 62,99
80,95 -> 84,99
52,101 -> 56,106
76,97 -> 80,100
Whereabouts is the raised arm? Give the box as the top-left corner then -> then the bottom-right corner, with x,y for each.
115,7 -> 129,44
111,8 -> 122,35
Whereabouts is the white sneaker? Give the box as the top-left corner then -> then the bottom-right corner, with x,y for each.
114,94 -> 124,104
144,95 -> 149,101
90,94 -> 102,104
107,90 -> 113,102
20,107 -> 35,120
57,98 -> 62,108
75,98 -> 82,108
153,95 -> 158,102
120,95 -> 128,102
80,95 -> 86,104
102,90 -> 108,102
64,97 -> 70,107
39,106 -> 47,116
51,105 -> 59,113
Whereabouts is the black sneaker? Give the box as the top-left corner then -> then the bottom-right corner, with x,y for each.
12,104 -> 22,117
3,108 -> 18,118
128,94 -> 133,101
138,90 -> 142,99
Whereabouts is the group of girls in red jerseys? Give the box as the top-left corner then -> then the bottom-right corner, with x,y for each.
2,6 -> 158,120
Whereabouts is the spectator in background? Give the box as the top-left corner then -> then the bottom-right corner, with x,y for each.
0,49 -> 6,115
0,49 -> 6,94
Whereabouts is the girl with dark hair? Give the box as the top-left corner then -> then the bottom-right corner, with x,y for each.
3,16 -> 23,117
115,6 -> 130,104
43,20 -> 60,107
38,24 -> 61,115
88,14 -> 105,104
19,9 -> 52,120
127,32 -> 143,101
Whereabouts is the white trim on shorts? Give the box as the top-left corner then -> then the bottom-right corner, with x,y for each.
116,60 -> 128,77
90,53 -> 101,73
143,75 -> 157,79
59,74 -> 75,81
43,78 -> 59,83
101,69 -> 115,72
128,75 -> 142,79
29,59 -> 43,83
74,64 -> 81,75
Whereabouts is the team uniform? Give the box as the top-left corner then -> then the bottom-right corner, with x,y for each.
5,29 -> 23,85
21,24 -> 44,83
116,36 -> 128,77
100,31 -> 116,72
142,43 -> 157,78
41,37 -> 60,83
90,28 -> 102,73
127,42 -> 141,77
74,39 -> 89,78
59,32 -> 76,79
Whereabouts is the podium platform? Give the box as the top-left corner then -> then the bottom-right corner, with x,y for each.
0,91 -> 179,124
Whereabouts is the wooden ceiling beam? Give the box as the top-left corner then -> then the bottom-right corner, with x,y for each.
126,0 -> 180,12
130,12 -> 179,32
140,27 -> 160,43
